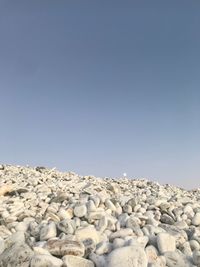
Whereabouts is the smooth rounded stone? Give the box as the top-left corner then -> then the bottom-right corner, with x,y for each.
112,238 -> 125,249
58,208 -> 74,220
105,199 -> 116,211
192,213 -> 200,226
75,226 -> 100,244
158,224 -> 187,246
164,250 -> 195,267
87,200 -> 97,212
74,204 -> 87,217
63,255 -> 94,267
145,245 -> 158,263
189,239 -> 200,251
82,238 -> 96,257
126,215 -> 140,226
193,251 -> 200,266
106,245 -> 148,267
88,253 -> 106,267
117,213 -> 129,227
89,196 -> 101,208
109,228 -> 133,241
87,210 -> 105,221
95,241 -> 112,255
157,233 -> 176,254
97,216 -> 108,232
174,220 -> 188,229
33,247 -> 51,255
0,242 -> 34,267
127,198 -> 138,208
0,237 -> 5,254
30,254 -> 63,267
15,222 -> 29,232
80,221 -> 89,227
184,205 -> 193,213
57,219 -> 75,234
45,239 -> 85,257
179,241 -> 192,256
160,214 -> 175,225
40,222 -> 57,241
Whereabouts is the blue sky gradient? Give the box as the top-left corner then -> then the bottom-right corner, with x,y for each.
0,1 -> 200,188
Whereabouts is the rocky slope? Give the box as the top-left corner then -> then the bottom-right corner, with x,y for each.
0,164 -> 200,267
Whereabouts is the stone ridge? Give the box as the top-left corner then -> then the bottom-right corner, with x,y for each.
0,164 -> 200,266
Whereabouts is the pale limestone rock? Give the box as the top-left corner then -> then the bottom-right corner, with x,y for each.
75,226 -> 100,244
62,255 -> 94,267
30,254 -> 63,267
192,213 -> 200,226
107,245 -> 147,267
74,204 -> 87,217
157,233 -> 176,254
40,222 -> 57,241
45,239 -> 85,257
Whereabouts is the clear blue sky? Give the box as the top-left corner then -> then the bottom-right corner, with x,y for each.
0,1 -> 200,189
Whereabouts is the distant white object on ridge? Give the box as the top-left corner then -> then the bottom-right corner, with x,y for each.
123,173 -> 127,177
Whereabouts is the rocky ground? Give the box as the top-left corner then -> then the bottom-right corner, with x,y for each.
0,165 -> 200,267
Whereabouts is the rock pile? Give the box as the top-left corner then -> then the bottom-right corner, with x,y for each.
0,164 -> 200,266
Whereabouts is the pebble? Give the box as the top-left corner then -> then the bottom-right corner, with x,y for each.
157,232 -> 176,254
107,245 -> 148,267
30,254 -> 63,267
74,204 -> 87,217
75,226 -> 100,244
40,222 -> 57,241
164,250 -> 195,267
109,228 -> 133,241
192,212 -> 200,226
63,255 -> 94,267
44,239 -> 85,257
193,250 -> 200,266
57,219 -> 75,234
